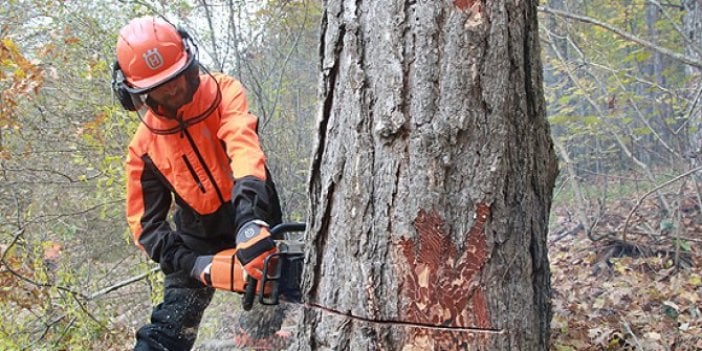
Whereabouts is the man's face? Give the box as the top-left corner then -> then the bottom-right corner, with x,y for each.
148,74 -> 191,112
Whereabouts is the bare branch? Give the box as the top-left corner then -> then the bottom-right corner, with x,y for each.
88,266 -> 160,301
0,227 -> 25,262
538,5 -> 702,69
647,0 -> 702,59
0,258 -> 89,300
543,28 -> 672,213
621,166 -> 702,238
18,199 -> 123,226
0,167 -> 102,183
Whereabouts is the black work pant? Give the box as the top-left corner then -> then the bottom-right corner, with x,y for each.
133,256 -> 302,350
134,270 -> 214,351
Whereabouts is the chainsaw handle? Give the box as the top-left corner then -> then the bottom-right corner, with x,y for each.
242,276 -> 256,311
269,222 -> 306,239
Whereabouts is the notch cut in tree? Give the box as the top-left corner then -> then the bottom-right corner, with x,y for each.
293,0 -> 558,350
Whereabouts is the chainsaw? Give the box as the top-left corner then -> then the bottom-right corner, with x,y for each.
241,222 -> 305,311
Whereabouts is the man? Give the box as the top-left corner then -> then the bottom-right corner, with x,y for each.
113,16 -> 286,350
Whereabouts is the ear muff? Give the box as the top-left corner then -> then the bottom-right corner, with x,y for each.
111,61 -> 139,111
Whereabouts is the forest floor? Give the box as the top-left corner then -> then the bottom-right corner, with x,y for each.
548,197 -> 702,350
190,198 -> 702,351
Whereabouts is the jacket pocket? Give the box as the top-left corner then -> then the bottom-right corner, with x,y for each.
182,155 -> 206,193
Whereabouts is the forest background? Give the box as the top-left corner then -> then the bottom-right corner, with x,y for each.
1,0 -> 701,350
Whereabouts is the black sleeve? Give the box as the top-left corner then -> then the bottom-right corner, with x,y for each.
231,170 -> 283,232
136,161 -> 197,274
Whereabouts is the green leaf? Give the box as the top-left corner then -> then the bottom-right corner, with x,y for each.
674,239 -> 691,252
659,219 -> 674,232
581,116 -> 600,126
662,301 -> 679,320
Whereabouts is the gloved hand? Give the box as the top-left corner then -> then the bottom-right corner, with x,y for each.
190,255 -> 213,285
235,220 -> 277,281
189,249 -> 247,292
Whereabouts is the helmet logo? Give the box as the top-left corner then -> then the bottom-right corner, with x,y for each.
143,48 -> 164,70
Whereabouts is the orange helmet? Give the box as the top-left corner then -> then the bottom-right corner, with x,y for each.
116,17 -> 193,93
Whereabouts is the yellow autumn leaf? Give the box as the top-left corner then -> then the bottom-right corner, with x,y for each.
1,37 -> 18,52
13,67 -> 26,79
689,274 -> 701,287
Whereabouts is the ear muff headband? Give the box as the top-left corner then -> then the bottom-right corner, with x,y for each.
111,27 -> 199,111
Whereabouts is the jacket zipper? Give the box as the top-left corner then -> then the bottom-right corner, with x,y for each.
182,128 -> 227,204
181,155 -> 206,193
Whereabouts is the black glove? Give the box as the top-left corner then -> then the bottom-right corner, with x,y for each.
235,220 -> 277,281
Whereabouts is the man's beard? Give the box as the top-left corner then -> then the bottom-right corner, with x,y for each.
146,71 -> 200,117
161,87 -> 195,112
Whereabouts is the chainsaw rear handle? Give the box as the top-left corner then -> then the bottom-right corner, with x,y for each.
241,222 -> 306,311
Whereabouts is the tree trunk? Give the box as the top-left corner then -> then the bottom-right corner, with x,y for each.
683,0 -> 702,75
683,0 -> 702,158
292,0 -> 558,350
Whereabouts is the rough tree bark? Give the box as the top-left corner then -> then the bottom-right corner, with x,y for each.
292,0 -> 558,350
683,0 -> 702,158
683,0 -> 702,74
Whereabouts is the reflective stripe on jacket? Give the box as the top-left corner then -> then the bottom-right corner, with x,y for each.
125,73 -> 281,274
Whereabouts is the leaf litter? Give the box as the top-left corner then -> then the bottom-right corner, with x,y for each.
549,193 -> 702,350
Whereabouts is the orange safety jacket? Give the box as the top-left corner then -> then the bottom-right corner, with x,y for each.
125,73 -> 281,274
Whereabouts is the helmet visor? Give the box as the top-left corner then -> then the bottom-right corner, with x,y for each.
123,53 -> 192,94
